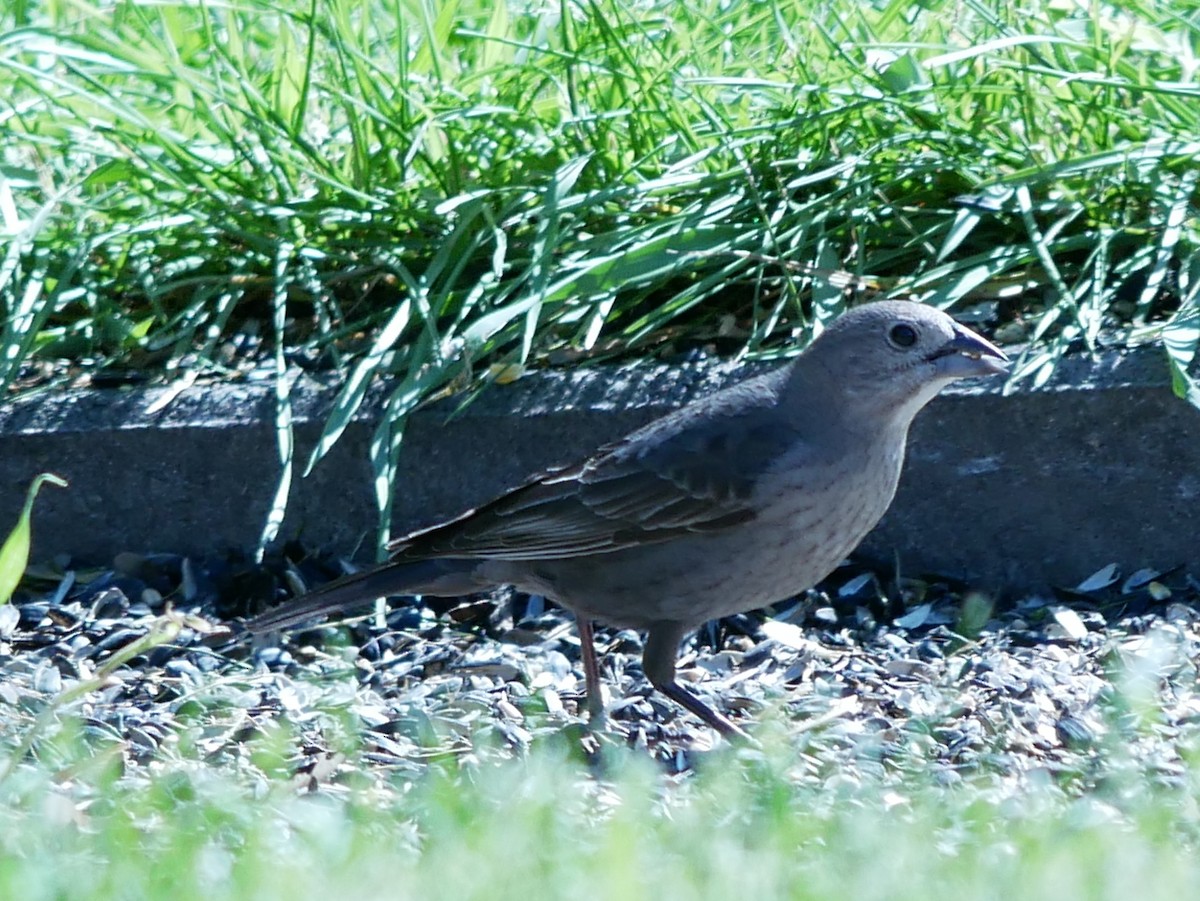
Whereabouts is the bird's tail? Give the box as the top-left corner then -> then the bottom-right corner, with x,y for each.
246,558 -> 479,633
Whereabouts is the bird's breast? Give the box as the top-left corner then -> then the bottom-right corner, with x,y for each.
509,430 -> 909,630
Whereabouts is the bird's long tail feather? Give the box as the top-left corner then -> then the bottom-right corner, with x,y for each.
246,558 -> 478,633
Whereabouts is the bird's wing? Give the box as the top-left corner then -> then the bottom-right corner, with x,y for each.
393,378 -> 801,561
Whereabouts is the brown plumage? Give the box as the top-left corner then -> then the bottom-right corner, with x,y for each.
248,301 -> 1008,738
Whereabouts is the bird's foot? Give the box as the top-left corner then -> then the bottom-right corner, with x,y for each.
656,680 -> 755,744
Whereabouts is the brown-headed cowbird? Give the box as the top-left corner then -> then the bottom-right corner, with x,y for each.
248,301 -> 1008,738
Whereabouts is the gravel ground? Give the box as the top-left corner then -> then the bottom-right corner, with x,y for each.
1,547 -> 1198,794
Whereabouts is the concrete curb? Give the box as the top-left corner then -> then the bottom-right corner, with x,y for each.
1,345 -> 1195,592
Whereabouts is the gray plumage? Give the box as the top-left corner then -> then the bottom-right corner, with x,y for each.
248,300 -> 1009,738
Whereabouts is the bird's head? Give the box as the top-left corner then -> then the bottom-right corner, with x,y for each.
801,300 -> 1009,426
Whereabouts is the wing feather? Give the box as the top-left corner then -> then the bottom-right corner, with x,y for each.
390,368 -> 801,561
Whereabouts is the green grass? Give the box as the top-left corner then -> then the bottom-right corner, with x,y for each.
0,730 -> 1197,901
5,4 -> 1200,892
6,0 -> 1196,371
0,610 -> 1197,901
4,0 -> 1200,546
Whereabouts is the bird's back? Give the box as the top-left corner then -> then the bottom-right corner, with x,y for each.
483,383 -> 910,629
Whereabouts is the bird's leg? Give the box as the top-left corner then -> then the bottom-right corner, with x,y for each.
575,615 -> 607,727
643,623 -> 750,741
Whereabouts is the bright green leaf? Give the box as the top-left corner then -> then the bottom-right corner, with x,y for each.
0,472 -> 68,606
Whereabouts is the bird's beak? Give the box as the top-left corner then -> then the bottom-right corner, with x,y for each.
928,323 -> 1010,379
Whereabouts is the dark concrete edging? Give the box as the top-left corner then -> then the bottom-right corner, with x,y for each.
1,345 -> 1195,592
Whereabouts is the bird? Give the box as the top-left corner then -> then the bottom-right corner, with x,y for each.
247,300 -> 1009,739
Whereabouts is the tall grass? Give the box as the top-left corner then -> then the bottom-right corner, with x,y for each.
3,0 -> 1198,546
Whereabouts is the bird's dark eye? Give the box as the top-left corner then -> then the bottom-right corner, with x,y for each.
889,323 -> 918,348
